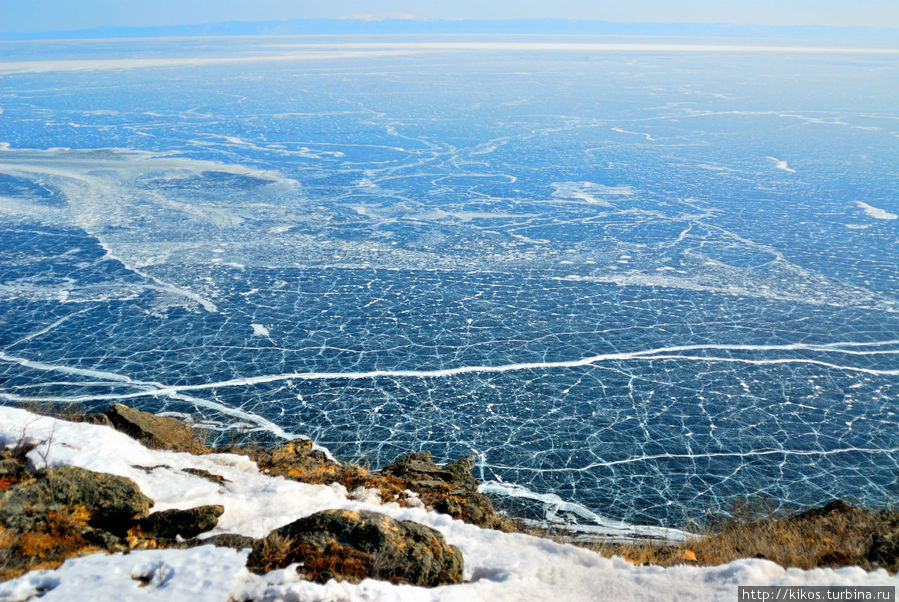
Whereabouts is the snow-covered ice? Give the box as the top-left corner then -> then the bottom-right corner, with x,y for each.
855,201 -> 898,220
250,324 -> 271,338
1,407 -> 895,601
766,156 -> 796,173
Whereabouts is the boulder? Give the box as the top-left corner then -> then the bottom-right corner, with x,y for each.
247,509 -> 463,587
0,465 -> 152,535
381,451 -> 509,530
240,438 -> 343,483
382,451 -> 479,492
138,504 -> 224,540
105,404 -> 204,452
0,465 -> 153,580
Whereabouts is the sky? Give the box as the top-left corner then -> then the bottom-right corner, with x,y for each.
3,0 -> 899,33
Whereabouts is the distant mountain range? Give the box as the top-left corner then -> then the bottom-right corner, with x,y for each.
2,18 -> 898,43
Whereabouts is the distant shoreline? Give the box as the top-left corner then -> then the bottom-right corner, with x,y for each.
3,19 -> 899,43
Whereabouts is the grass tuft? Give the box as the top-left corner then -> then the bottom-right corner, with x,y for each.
247,532 -> 292,574
589,500 -> 898,572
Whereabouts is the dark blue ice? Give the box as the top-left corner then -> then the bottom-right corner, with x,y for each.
1,37 -> 897,533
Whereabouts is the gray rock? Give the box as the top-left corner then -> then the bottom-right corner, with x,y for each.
219,438 -> 344,484
105,404 -> 204,452
382,451 -> 479,492
181,467 -> 229,485
0,465 -> 152,535
138,504 -> 224,540
247,509 -> 463,587
186,533 -> 257,550
82,412 -> 113,427
381,451 -> 507,529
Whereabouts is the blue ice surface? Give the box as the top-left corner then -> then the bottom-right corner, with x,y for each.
1,35 -> 897,533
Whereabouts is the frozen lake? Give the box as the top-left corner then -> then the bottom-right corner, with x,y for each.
1,35 -> 897,536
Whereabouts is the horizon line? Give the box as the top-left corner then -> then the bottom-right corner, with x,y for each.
4,17 -> 899,40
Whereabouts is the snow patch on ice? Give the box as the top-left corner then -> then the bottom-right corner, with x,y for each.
612,127 -> 656,142
551,181 -> 636,206
766,156 -> 796,173
250,323 -> 270,337
855,201 -> 898,220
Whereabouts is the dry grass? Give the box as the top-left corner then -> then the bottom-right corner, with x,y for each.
243,443 -> 414,507
0,507 -> 100,581
14,400 -> 87,423
0,476 -> 22,492
246,532 -> 293,574
588,500 -> 897,572
338,469 -> 410,505
297,540 -> 374,584
249,535 -> 376,584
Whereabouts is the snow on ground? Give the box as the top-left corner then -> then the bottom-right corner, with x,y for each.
1,407 -> 896,601
2,546 -> 249,602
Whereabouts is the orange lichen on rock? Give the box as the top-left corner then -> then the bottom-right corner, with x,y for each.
247,509 -> 464,587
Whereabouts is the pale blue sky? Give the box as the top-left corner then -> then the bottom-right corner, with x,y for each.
3,0 -> 899,33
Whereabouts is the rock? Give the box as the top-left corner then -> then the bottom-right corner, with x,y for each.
0,465 -> 152,535
0,452 -> 28,490
792,499 -> 855,521
0,466 -> 153,580
138,504 -> 224,540
80,526 -> 124,549
181,467 -> 229,485
383,451 -> 479,492
82,412 -> 113,427
186,533 -> 257,550
105,404 -> 205,453
868,532 -> 899,572
381,451 -> 508,530
239,438 -> 343,483
247,509 -> 463,587
269,438 -> 331,466
216,440 -> 415,507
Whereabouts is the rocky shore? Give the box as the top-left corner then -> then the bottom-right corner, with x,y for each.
1,403 -> 898,595
1,403 -> 510,585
